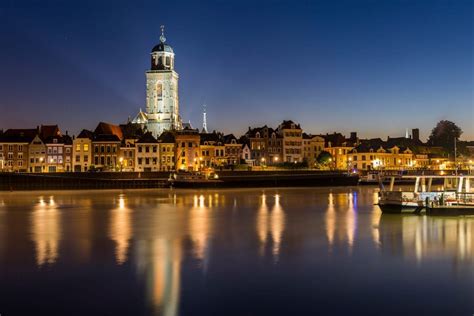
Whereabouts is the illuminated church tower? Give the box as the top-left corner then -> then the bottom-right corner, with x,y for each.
145,26 -> 181,137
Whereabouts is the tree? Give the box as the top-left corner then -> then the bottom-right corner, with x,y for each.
428,120 -> 463,156
316,151 -> 333,164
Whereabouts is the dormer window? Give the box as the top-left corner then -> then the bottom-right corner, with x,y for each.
256,132 -> 260,138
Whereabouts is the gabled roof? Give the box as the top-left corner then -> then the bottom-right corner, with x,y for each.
158,131 -> 175,143
246,125 -> 276,138
0,129 -> 38,143
62,134 -> 73,145
94,122 -> 123,140
323,133 -> 348,147
350,142 -> 412,154
182,122 -> 193,130
77,129 -> 94,139
40,125 -> 60,140
136,132 -> 158,144
120,122 -> 144,139
277,120 -> 301,130
93,134 -> 121,142
200,131 -> 224,145
224,134 -> 239,144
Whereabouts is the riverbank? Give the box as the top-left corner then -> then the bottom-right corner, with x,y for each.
0,171 -> 358,190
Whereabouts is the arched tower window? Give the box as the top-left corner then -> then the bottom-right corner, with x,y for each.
156,83 -> 163,98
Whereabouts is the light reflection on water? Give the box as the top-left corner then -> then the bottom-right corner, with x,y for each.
0,187 -> 473,315
31,196 -> 61,266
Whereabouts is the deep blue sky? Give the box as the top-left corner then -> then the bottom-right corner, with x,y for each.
1,0 -> 472,140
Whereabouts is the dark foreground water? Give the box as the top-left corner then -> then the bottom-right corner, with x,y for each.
0,187 -> 472,316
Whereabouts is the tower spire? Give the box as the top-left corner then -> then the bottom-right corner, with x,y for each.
202,104 -> 208,133
160,25 -> 166,43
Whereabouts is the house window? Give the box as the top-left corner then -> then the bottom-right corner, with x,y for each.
76,144 -> 81,151
8,145 -> 13,151
84,144 -> 89,152
84,155 -> 88,162
18,145 -> 23,151
138,147 -> 142,153
76,155 -> 80,162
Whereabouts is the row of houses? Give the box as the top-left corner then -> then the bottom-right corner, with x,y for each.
0,121 -> 469,173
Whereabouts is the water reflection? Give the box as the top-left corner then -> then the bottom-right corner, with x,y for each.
257,193 -> 286,261
1,188 -> 473,315
325,192 -> 358,253
31,196 -> 61,266
377,214 -> 474,263
134,202 -> 183,316
189,195 -> 212,263
109,194 -> 132,265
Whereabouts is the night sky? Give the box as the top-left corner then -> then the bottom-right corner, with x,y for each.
1,0 -> 472,140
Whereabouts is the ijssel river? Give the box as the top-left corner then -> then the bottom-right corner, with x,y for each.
0,187 -> 472,315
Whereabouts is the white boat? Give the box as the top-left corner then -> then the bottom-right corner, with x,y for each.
378,175 -> 474,215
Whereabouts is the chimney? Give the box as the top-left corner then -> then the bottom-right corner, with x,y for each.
412,128 -> 419,141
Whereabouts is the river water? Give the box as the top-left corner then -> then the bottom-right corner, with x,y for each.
0,187 -> 472,316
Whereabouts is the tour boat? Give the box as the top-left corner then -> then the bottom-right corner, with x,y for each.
378,175 -> 474,215
168,171 -> 223,188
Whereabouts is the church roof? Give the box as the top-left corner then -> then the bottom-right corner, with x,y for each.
151,42 -> 174,53
131,109 -> 148,124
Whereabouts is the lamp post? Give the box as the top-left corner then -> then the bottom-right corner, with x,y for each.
119,157 -> 123,172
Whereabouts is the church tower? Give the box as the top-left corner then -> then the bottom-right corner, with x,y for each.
145,26 -> 181,137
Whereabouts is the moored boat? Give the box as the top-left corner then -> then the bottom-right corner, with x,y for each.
378,175 -> 474,215
168,171 -> 223,188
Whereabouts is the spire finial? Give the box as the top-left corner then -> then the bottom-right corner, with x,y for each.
160,25 -> 166,43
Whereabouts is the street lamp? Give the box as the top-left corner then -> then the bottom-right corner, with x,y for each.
119,157 -> 123,172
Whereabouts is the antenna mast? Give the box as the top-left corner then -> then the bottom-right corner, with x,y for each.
203,104 -> 208,133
